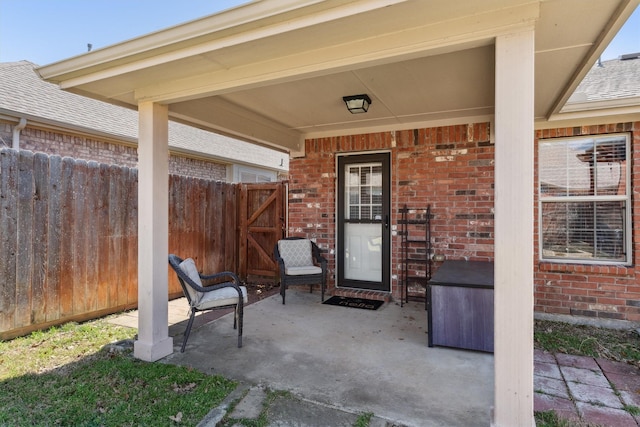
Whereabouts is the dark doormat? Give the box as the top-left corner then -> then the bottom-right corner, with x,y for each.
322,296 -> 384,310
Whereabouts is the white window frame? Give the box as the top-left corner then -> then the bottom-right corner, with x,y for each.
538,133 -> 631,265
227,164 -> 276,183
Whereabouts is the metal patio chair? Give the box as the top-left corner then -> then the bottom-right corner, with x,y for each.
168,254 -> 247,352
274,237 -> 327,304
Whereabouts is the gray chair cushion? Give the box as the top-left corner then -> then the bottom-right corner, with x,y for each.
179,258 -> 203,304
285,266 -> 323,276
278,239 -> 314,267
197,286 -> 248,310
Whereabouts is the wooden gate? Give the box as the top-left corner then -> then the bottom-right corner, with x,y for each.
238,182 -> 286,279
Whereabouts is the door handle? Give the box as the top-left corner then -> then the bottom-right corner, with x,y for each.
384,215 -> 389,229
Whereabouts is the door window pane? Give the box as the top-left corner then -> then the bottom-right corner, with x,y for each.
345,163 -> 383,220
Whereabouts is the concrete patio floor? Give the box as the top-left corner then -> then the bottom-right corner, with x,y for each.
108,291 -> 640,426
155,291 -> 495,426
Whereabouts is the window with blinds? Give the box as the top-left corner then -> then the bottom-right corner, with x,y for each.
538,133 -> 630,264
232,165 -> 276,183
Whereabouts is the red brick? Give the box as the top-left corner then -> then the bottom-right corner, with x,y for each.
288,121 -> 640,315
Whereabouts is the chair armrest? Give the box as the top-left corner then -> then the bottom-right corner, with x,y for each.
196,282 -> 244,299
274,256 -> 287,279
200,271 -> 240,284
273,247 -> 286,270
273,244 -> 283,263
311,244 -> 328,266
199,272 -> 243,296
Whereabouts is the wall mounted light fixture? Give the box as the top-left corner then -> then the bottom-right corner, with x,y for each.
342,94 -> 372,114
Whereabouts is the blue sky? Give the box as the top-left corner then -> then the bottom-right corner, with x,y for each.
0,0 -> 249,65
0,0 -> 638,66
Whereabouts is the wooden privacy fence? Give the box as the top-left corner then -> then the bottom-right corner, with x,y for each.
0,148 -> 285,340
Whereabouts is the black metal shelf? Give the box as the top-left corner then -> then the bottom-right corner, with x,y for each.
400,204 -> 431,308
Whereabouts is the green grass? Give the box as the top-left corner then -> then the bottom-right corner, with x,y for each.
535,410 -> 574,427
353,412 -> 374,427
0,319 -> 236,426
624,404 -> 640,416
534,320 -> 640,366
0,321 -> 135,379
534,410 -> 610,427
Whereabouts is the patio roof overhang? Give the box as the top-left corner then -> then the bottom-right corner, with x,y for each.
37,0 -> 638,156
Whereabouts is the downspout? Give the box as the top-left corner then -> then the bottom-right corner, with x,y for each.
12,117 -> 27,150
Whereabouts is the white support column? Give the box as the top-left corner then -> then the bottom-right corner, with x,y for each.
492,29 -> 535,427
133,101 -> 173,362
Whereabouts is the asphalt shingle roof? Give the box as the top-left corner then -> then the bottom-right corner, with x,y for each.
567,54 -> 640,103
0,61 -> 288,171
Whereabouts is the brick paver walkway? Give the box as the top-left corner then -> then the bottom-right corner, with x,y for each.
535,349 -> 640,426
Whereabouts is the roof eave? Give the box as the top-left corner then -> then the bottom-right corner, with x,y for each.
537,105 -> 640,130
546,0 -> 640,118
561,96 -> 640,113
35,0 -> 407,83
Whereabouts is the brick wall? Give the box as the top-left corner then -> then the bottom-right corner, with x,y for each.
168,154 -> 227,181
534,122 -> 640,323
1,122 -> 227,181
290,121 -> 640,323
290,123 -> 494,301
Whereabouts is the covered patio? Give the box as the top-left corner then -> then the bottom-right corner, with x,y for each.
161,291 -> 494,427
37,1 -> 639,425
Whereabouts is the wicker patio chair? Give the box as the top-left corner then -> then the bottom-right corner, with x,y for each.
168,254 -> 247,352
274,237 -> 327,304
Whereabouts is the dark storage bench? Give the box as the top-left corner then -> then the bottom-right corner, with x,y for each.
427,260 -> 494,352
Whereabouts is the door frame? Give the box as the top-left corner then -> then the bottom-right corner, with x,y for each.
336,151 -> 391,292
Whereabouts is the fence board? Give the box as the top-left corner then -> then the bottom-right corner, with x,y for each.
206,181 -> 218,271
226,182 -> 237,271
218,181 -> 228,269
187,177 -> 199,265
237,184 -> 248,277
109,164 -> 126,308
119,165 -> 132,306
198,180 -> 208,261
168,174 -> 186,296
125,168 -> 137,306
0,149 -> 18,332
45,155 -> 62,322
16,151 -> 34,328
211,181 -> 224,271
31,152 -> 49,324
72,159 -> 88,315
96,163 -> 111,310
84,161 -> 100,313
59,157 -> 75,318
168,174 -> 181,295
201,180 -> 215,273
